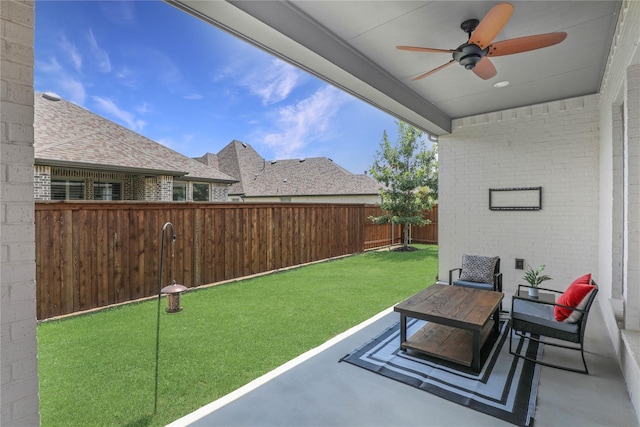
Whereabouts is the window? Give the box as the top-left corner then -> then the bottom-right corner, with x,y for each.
280,197 -> 292,203
192,183 -> 209,201
51,179 -> 85,200
94,181 -> 121,200
173,181 -> 186,201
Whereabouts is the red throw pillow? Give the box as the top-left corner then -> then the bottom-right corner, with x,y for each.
554,274 -> 595,322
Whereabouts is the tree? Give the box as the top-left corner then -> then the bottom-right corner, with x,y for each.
369,121 -> 438,251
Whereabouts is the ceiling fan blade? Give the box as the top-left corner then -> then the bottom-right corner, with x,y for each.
472,57 -> 497,80
470,3 -> 514,49
487,32 -> 568,57
397,45 -> 457,54
412,60 -> 456,80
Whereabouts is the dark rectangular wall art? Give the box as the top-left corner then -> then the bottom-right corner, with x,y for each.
489,187 -> 542,211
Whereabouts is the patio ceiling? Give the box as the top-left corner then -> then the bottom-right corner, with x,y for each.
167,1 -> 621,136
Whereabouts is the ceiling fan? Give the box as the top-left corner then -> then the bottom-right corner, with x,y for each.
397,3 -> 567,80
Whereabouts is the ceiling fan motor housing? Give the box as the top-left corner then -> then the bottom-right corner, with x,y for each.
453,43 -> 489,69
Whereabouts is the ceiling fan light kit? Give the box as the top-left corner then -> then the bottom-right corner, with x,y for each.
397,2 -> 567,81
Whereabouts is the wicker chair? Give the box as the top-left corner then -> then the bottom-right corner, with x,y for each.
509,281 -> 598,374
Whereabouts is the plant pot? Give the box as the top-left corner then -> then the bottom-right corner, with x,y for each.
528,287 -> 539,298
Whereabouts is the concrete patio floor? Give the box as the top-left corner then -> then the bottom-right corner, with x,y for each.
169,300 -> 638,427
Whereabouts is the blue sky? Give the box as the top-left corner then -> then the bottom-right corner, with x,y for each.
34,0 -> 401,175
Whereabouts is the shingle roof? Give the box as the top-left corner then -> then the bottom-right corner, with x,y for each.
214,140 -> 267,195
213,140 -> 381,197
34,93 -> 236,183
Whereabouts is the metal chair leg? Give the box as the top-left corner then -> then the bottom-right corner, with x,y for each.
508,329 -> 589,374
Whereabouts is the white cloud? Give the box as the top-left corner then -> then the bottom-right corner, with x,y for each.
156,134 -> 195,154
183,93 -> 203,100
59,78 -> 87,105
135,102 -> 152,114
37,57 -> 63,74
92,96 -> 146,132
246,60 -> 302,105
36,54 -> 86,104
211,65 -> 234,82
88,29 -> 112,73
140,48 -> 185,90
100,0 -> 136,24
212,47 -> 303,105
260,85 -> 350,159
58,35 -> 82,73
115,66 -> 138,89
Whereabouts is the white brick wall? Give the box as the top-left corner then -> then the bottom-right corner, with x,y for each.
1,1 -> 40,425
596,1 -> 640,418
440,1 -> 640,420
624,64 -> 640,329
439,94 -> 600,302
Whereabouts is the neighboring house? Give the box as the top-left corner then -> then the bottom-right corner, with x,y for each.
34,92 -> 237,202
195,140 -> 382,204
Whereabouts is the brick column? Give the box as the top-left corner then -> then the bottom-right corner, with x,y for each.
33,164 -> 51,200
1,1 -> 40,424
158,176 -> 173,201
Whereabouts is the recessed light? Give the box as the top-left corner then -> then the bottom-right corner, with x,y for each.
494,81 -> 509,88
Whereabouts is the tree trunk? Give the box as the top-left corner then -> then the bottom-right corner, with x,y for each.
403,223 -> 409,250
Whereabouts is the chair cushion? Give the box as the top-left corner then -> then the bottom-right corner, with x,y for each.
453,280 -> 495,291
459,255 -> 499,284
554,274 -> 595,322
563,288 -> 595,323
512,299 -> 579,334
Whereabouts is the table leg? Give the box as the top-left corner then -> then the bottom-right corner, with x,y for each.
400,314 -> 407,348
472,330 -> 480,371
493,307 -> 500,335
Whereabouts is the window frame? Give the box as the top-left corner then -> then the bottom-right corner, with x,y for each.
51,178 -> 85,200
173,181 -> 187,201
192,182 -> 210,202
94,180 -> 122,201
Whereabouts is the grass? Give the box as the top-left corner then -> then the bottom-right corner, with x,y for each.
37,244 -> 438,426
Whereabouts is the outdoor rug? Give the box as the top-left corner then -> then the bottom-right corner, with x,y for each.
340,319 -> 542,427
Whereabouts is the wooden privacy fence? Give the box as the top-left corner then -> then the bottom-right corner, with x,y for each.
35,202 -> 437,319
363,204 -> 438,249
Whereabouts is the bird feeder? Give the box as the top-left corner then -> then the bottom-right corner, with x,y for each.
157,222 -> 187,314
161,281 -> 187,313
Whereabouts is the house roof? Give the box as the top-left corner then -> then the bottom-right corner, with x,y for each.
34,93 -> 236,183
213,140 -> 268,196
212,140 -> 381,198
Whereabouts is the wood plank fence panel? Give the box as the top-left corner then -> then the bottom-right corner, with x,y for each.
35,202 -> 437,319
410,205 -> 439,244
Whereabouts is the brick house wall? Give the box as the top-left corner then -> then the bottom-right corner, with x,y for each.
1,1 -> 40,424
33,167 -> 198,202
36,167 -> 156,201
34,164 -> 51,199
211,182 -> 228,201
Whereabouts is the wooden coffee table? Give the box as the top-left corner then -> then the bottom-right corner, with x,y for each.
394,283 -> 503,371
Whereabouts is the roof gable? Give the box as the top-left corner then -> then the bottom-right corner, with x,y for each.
216,140 -> 381,198
217,140 -> 266,194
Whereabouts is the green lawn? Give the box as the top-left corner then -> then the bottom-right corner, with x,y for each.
37,244 -> 438,426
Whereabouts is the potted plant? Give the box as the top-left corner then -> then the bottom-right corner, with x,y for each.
523,265 -> 552,298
